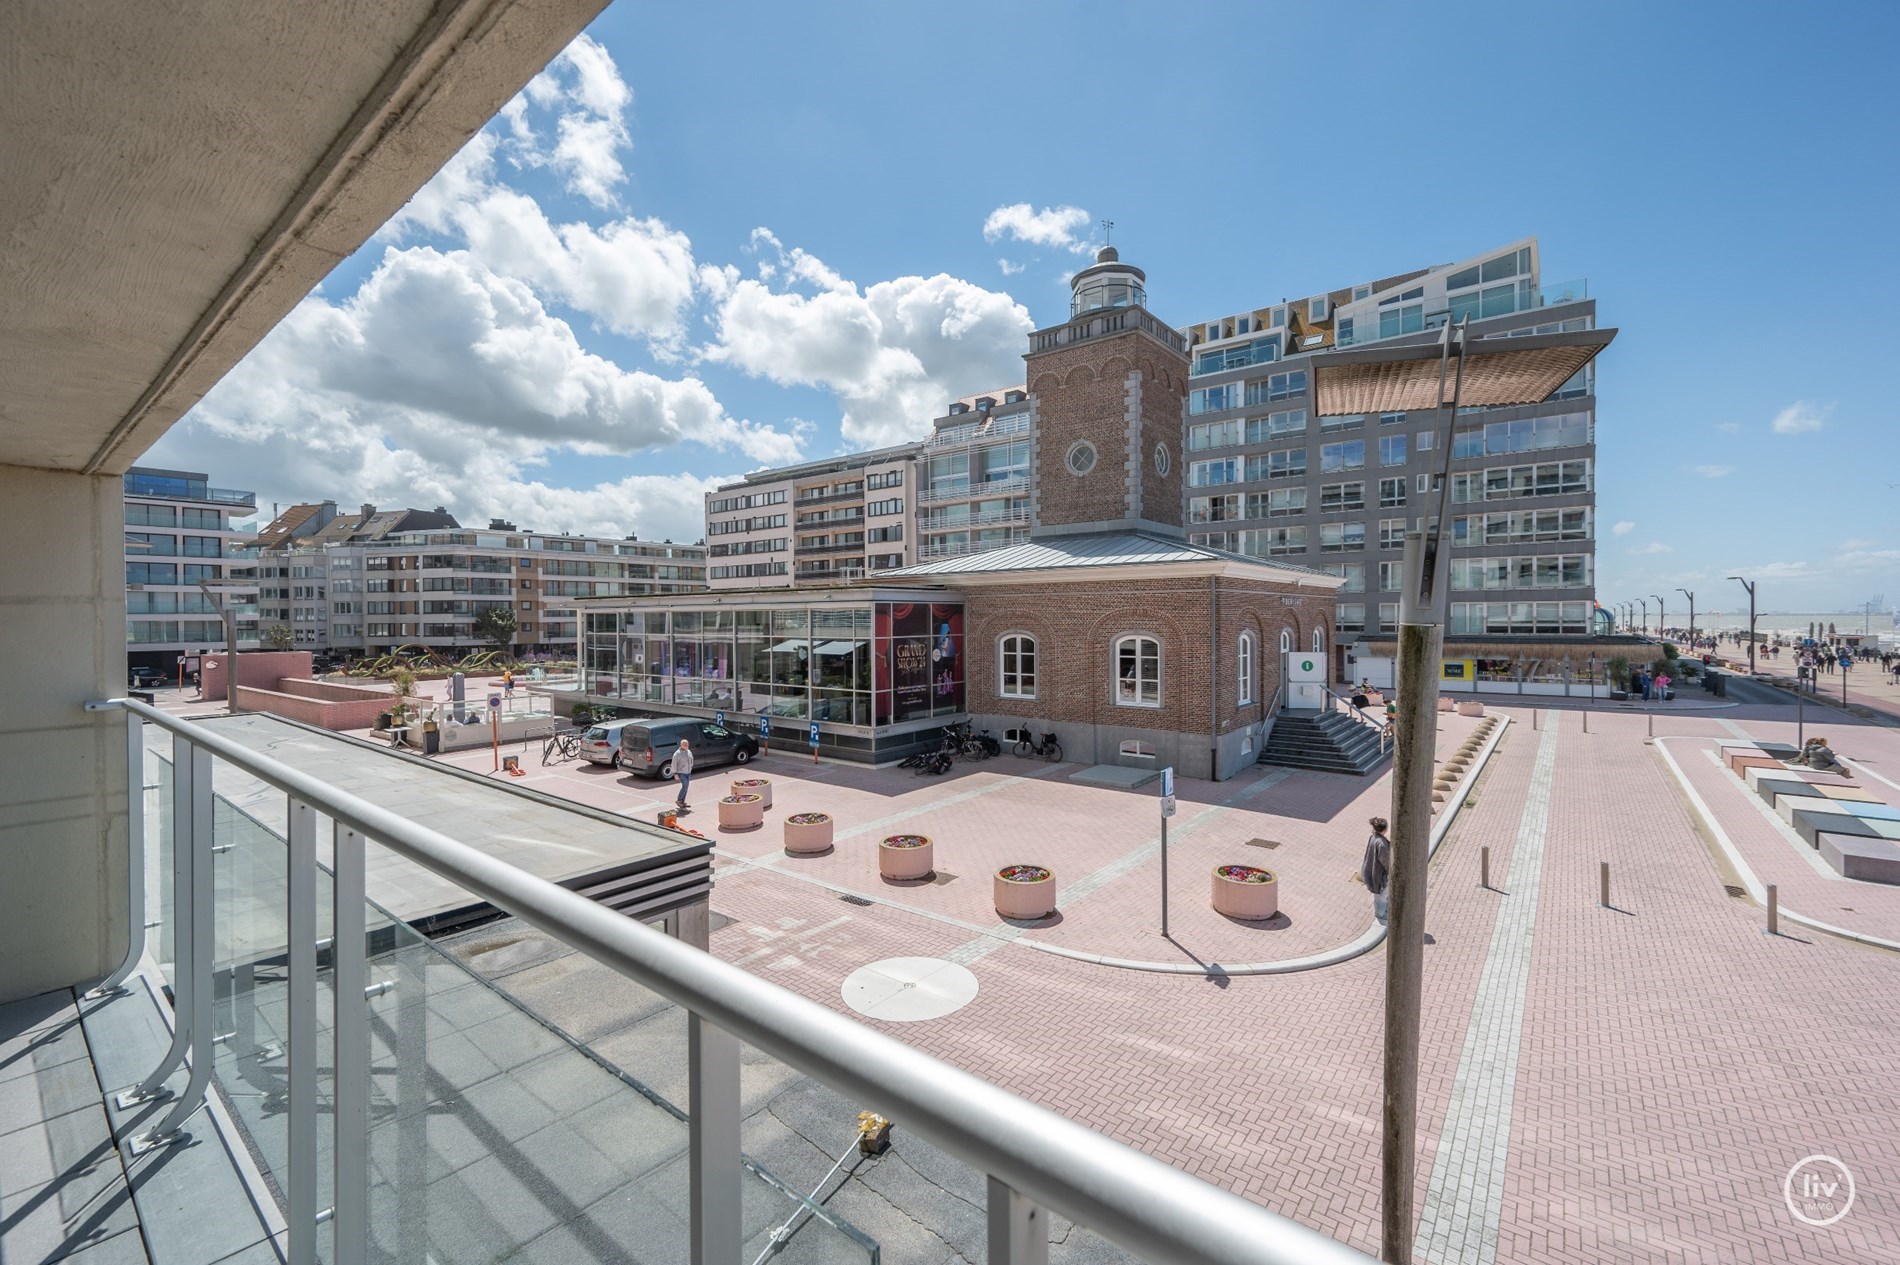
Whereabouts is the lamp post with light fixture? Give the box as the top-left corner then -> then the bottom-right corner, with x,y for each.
1728,575 -> 1757,676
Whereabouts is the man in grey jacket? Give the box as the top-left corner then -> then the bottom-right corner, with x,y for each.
673,738 -> 695,811
1361,816 -> 1391,924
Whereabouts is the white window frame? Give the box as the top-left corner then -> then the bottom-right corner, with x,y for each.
1313,628 -> 1325,656
998,632 -> 1038,700
1237,632 -> 1255,705
1113,634 -> 1162,709
1280,628 -> 1293,654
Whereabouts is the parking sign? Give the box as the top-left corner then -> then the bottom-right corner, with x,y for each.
487,693 -> 502,710
715,709 -> 726,726
808,721 -> 821,749
759,716 -> 771,739
1160,766 -> 1174,798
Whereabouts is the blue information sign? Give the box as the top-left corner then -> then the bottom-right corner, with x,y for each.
759,716 -> 771,739
714,709 -> 725,727
808,721 -> 821,749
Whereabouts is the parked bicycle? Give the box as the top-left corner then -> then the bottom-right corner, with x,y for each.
1012,726 -> 1063,762
539,724 -> 583,765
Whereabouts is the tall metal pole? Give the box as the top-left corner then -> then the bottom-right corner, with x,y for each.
1638,597 -> 1649,637
1381,318 -> 1464,1265
1651,594 -> 1666,642
1678,589 -> 1695,653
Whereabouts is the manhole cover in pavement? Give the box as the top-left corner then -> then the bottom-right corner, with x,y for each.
841,958 -> 979,1022
1246,838 -> 1282,850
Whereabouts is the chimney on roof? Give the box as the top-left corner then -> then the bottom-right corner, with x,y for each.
433,506 -> 446,514
360,504 -> 374,519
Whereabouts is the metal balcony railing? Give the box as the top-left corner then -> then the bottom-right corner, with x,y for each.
85,696 -> 1376,1265
918,476 -> 1031,506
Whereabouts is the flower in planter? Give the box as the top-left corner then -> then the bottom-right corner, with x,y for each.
787,812 -> 831,825
884,834 -> 929,848
734,778 -> 768,786
997,864 -> 1051,883
1217,864 -> 1275,884
721,794 -> 760,805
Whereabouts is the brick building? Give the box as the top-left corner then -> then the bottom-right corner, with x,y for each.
576,247 -> 1342,779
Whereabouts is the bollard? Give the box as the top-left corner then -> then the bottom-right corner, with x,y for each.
1532,709 -> 1538,731
1647,712 -> 1654,739
1766,884 -> 1778,936
1480,846 -> 1491,890
1583,708 -> 1590,734
1599,861 -> 1610,908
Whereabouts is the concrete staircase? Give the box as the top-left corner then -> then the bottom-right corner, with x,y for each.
1259,707 -> 1391,776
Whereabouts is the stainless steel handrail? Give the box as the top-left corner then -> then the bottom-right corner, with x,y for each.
99,697 -> 1375,1265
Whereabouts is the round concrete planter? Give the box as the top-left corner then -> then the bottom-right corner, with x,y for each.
783,812 -> 834,854
1437,697 -> 1456,713
1457,701 -> 1486,718
994,864 -> 1056,917
717,794 -> 764,831
879,834 -> 934,881
1211,865 -> 1279,920
731,777 -> 772,809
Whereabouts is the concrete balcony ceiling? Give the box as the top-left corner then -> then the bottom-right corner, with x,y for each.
0,0 -> 608,475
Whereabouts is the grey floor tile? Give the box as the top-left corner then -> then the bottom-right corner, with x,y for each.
0,1015 -> 91,1086
48,1227 -> 154,1264
0,992 -> 76,1043
0,1172 -> 143,1264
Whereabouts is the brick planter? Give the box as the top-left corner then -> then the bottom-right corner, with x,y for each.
1436,697 -> 1456,713
879,834 -> 934,881
1211,864 -> 1279,920
783,812 -> 834,854
993,864 -> 1056,918
731,777 -> 772,809
1456,701 -> 1486,718
717,794 -> 764,832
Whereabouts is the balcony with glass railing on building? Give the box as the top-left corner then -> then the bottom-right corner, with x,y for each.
124,471 -> 258,507
919,476 -> 1030,506
1336,279 -> 1588,347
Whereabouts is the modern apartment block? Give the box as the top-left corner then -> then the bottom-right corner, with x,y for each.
1177,237 -> 1600,678
918,388 -> 1034,562
704,445 -> 917,589
123,466 -> 260,676
247,507 -> 706,658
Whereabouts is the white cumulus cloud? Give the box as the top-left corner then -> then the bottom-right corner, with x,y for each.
1612,520 -> 1635,536
982,203 -> 1094,254
1694,464 -> 1734,478
1770,400 -> 1829,434
704,235 -> 1034,448
1626,542 -> 1673,556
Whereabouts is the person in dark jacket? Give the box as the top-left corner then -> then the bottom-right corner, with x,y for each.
1361,816 -> 1392,924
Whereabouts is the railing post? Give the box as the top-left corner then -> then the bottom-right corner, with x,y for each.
287,800 -> 318,1265
332,826 -> 369,1265
988,1176 -> 1050,1265
125,737 -> 215,1152
88,707 -> 146,998
688,1013 -> 742,1265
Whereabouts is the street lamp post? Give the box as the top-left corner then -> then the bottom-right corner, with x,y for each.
1729,576 -> 1757,676
1638,597 -> 1649,637
1651,594 -> 1666,643
1677,588 -> 1695,653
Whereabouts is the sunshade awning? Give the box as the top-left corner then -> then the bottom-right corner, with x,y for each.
1310,327 -> 1616,416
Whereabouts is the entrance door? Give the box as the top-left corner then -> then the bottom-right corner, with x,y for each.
1284,651 -> 1326,709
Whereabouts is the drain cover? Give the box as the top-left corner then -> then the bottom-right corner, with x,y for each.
1246,838 -> 1282,850
1723,885 -> 1745,899
838,893 -> 874,907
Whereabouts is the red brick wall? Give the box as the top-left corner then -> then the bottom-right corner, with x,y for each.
233,686 -> 389,731
1135,355 -> 1186,529
200,651 -> 312,697
1027,340 -> 1140,528
273,678 -> 391,704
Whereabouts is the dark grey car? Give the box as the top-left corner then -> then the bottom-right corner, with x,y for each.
619,719 -> 759,780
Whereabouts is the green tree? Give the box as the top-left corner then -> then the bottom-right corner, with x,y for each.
263,624 -> 294,650
473,605 -> 517,652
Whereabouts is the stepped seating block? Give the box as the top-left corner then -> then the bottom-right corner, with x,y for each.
1817,833 -> 1900,884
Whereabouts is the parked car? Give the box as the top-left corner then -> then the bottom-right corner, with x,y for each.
128,666 -> 165,689
577,718 -> 642,767
619,718 -> 759,779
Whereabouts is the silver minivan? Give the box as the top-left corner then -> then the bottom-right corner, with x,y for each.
578,718 -> 642,767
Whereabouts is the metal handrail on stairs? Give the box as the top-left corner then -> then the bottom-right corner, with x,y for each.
1321,684 -> 1394,756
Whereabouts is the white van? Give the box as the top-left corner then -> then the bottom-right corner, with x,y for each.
578,718 -> 643,767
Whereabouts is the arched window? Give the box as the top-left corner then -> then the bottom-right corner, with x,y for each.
1114,635 -> 1161,707
1280,628 -> 1293,655
1237,632 -> 1255,705
999,633 -> 1037,699
1313,628 -> 1325,655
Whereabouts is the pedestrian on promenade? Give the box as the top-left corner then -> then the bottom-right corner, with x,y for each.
1362,817 -> 1392,924
672,737 -> 695,811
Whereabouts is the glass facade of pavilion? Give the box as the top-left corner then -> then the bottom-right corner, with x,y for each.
576,589 -> 966,758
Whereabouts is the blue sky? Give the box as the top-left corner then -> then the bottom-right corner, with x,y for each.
150,0 -> 1899,612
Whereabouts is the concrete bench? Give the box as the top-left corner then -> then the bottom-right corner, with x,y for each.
1817,833 -> 1900,884
1791,810 -> 1900,848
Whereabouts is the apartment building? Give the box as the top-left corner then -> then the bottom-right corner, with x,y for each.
704,445 -> 917,589
917,388 -> 1034,562
247,508 -> 707,658
1178,237 -> 1603,679
123,466 -> 260,676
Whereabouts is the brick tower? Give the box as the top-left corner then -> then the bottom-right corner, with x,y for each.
1023,246 -> 1189,538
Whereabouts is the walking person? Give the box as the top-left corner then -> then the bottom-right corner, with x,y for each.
1362,816 -> 1392,925
672,737 -> 695,812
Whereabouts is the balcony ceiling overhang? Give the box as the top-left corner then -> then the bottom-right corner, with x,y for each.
0,0 -> 608,476
1310,328 -> 1617,416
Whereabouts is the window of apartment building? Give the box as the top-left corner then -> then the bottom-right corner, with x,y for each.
1450,555 -> 1591,590
1379,435 -> 1407,466
1320,413 -> 1364,432
183,565 -> 218,584
1319,562 -> 1365,592
1251,449 -> 1306,481
181,508 -> 224,530
1335,604 -> 1367,634
867,498 -> 903,517
1319,441 -> 1365,473
124,504 -> 177,527
1379,561 -> 1404,591
999,634 -> 1037,699
1450,601 -> 1590,636
1248,369 -> 1307,405
1379,413 -> 1406,426
1454,507 -> 1591,546
1188,384 -> 1240,415
1337,316 -> 1354,343
1188,458 -> 1240,488
1378,305 -> 1424,338
1114,635 -> 1161,708
1377,603 -> 1399,629
1237,633 -> 1255,705
1378,477 -> 1407,508
1258,488 -> 1305,517
1255,409 -> 1306,441
1451,458 -> 1592,503
1188,418 -> 1240,451
1319,481 -> 1365,512
1452,412 -> 1592,459
867,524 -> 903,544
1241,526 -> 1306,557
867,469 -> 904,490
1379,518 -> 1408,549
1190,494 -> 1244,524
1319,522 -> 1365,552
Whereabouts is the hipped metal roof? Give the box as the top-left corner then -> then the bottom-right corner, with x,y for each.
1309,327 -> 1616,416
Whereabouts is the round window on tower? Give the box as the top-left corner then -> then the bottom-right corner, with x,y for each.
1153,442 -> 1171,476
1066,440 -> 1098,476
